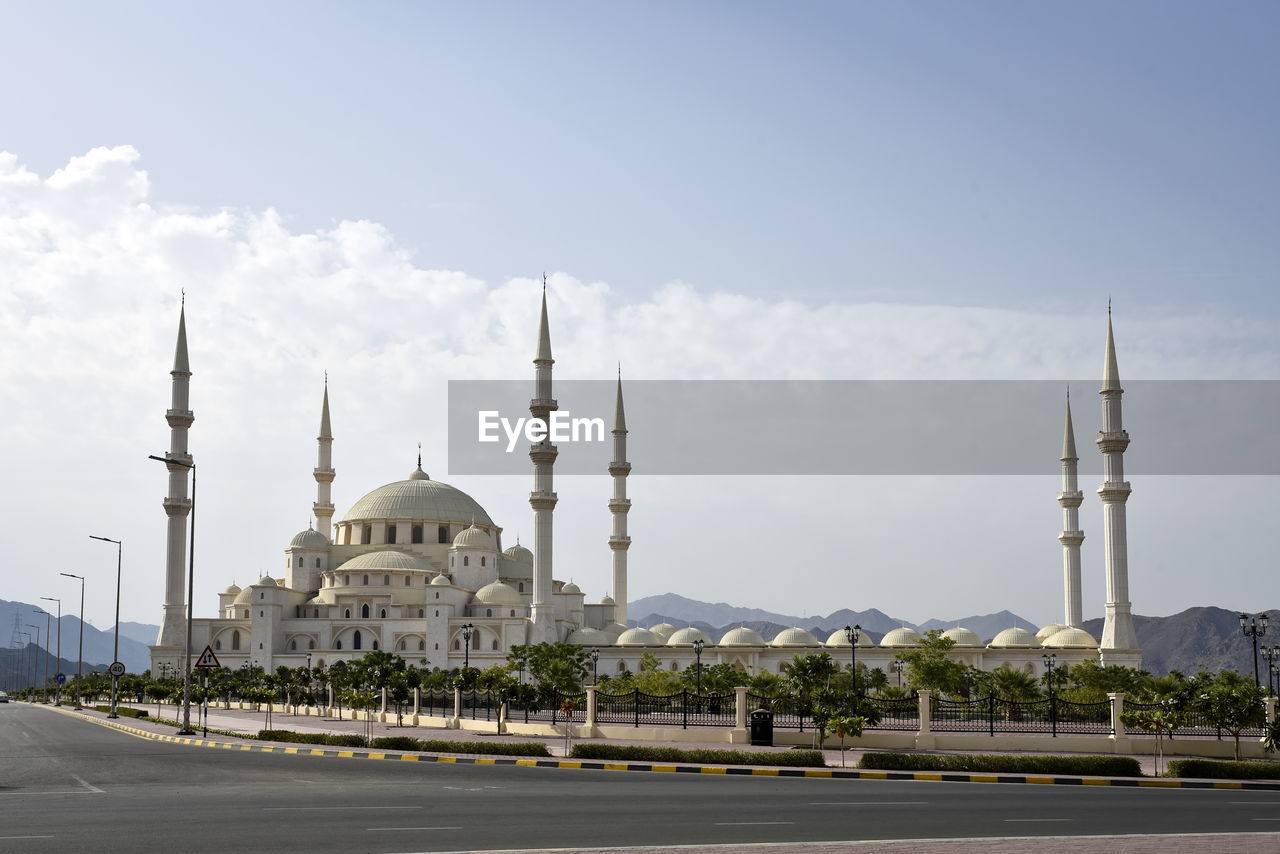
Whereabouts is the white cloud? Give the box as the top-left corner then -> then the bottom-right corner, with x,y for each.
2,147 -> 1277,632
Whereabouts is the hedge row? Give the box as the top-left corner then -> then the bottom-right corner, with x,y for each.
858,752 -> 1142,778
568,743 -> 827,767
94,705 -> 149,719
1167,759 -> 1280,780
369,736 -> 550,757
258,730 -> 369,747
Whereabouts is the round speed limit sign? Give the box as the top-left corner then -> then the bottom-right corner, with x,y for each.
108,661 -> 126,678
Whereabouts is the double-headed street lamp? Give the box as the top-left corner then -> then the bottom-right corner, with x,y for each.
692,639 -> 705,697
59,573 -> 85,708
460,623 -> 474,672
1240,613 -> 1269,689
39,597 -> 61,705
90,535 -> 124,718
1261,645 -> 1279,697
148,454 -> 197,735
891,660 -> 905,688
590,648 -> 600,685
844,624 -> 862,697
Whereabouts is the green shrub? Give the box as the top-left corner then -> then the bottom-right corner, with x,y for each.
257,730 -> 368,748
94,705 -> 149,719
858,752 -> 1142,777
370,737 -> 551,757
1167,759 -> 1280,780
568,743 -> 826,767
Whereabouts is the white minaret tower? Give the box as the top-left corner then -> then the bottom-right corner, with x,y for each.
1058,390 -> 1084,628
157,302 -> 194,649
1097,307 -> 1140,658
312,376 -> 335,541
609,371 -> 632,626
529,280 -> 559,642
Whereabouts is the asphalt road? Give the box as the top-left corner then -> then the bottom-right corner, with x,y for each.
1,702 -> 1278,854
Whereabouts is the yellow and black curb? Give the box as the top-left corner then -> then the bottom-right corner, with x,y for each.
40,704 -> 1280,791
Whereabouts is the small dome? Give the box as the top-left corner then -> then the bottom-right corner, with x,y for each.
942,627 -> 983,647
561,582 -> 582,595
825,628 -> 875,647
289,528 -> 329,549
600,622 -> 628,641
474,581 -> 523,606
233,587 -> 254,605
1042,627 -> 1099,649
256,575 -> 275,586
566,626 -> 610,645
430,573 -> 452,586
667,627 -> 712,646
334,550 -> 428,573
452,523 -> 495,551
771,627 -> 820,647
616,627 -> 664,646
599,595 -> 616,606
648,622 -> 677,639
990,627 -> 1040,648
221,584 -> 242,596
503,543 -> 533,563
719,626 -> 766,646
1035,623 -> 1070,642
881,627 -> 923,647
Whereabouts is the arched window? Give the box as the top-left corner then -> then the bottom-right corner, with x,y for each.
452,639 -> 460,650
435,592 -> 439,600
344,608 -> 351,618
361,604 -> 370,619
398,639 -> 405,651
344,575 -> 350,585
472,633 -> 480,650
243,609 -> 249,618
434,610 -> 438,617
617,661 -> 626,673
315,557 -> 321,568
214,639 -> 221,650
380,608 -> 387,618
518,582 -> 524,592
372,640 -> 378,650
335,640 -> 342,650
361,524 -> 372,544
383,575 -> 389,586
308,639 -> 315,649
510,610 -> 515,617
463,556 -> 469,567
314,609 -> 320,618
290,639 -> 297,650
418,640 -> 425,651
411,524 -> 423,544
362,574 -> 369,586
404,576 -> 410,586
354,630 -> 363,650
231,630 -> 241,650
492,639 -> 499,650
297,556 -> 303,567
438,525 -> 449,544
481,556 -> 486,567
418,609 -> 423,617
670,661 -> 679,671
386,524 -> 397,544
486,609 -> 492,617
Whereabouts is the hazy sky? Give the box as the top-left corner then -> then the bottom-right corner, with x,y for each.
2,2 -> 1277,633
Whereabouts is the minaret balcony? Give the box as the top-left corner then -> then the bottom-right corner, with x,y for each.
529,490 -> 559,510
529,443 -> 559,464
1097,482 -> 1132,502
1095,431 -> 1130,453
608,536 -> 632,549
313,467 -> 336,483
608,462 -> 632,476
1057,490 -> 1083,508
1058,530 -> 1085,546
608,498 -> 632,512
165,409 -> 195,428
162,497 -> 193,516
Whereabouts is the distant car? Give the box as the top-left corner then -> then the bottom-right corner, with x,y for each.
0,691 -> 9,703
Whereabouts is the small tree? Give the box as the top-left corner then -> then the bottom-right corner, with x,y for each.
1195,679 -> 1266,761
895,630 -> 967,696
1121,702 -> 1186,775
825,714 -> 866,766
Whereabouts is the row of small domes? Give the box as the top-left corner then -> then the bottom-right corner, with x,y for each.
288,522 -> 537,561
567,622 -> 1099,650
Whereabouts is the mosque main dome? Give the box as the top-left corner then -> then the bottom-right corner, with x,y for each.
340,468 -> 495,527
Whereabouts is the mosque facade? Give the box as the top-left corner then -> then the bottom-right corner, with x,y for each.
149,293 -> 1142,681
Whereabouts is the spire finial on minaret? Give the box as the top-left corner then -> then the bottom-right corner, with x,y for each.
173,297 -> 191,374
1102,303 -> 1121,391
418,441 -> 422,469
319,376 -> 332,439
1061,387 -> 1077,461
535,278 -> 554,363
613,370 -> 628,434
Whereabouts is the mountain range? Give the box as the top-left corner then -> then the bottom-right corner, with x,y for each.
1,599 -> 155,674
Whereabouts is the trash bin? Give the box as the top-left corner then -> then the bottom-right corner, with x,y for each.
749,708 -> 774,746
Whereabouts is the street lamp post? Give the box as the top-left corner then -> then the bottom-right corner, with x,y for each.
590,648 -> 599,685
1261,645 -> 1279,697
460,623 -> 474,674
1240,613 -> 1269,689
892,660 -> 905,688
90,535 -> 123,718
844,624 -> 861,698
148,454 -> 196,735
692,638 -> 704,697
60,573 -> 85,708
40,598 -> 61,705
37,609 -> 50,703
1043,652 -> 1058,738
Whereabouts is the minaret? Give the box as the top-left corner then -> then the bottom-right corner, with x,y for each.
157,301 -> 194,649
312,376 -> 335,541
528,280 -> 559,642
1058,390 -> 1084,628
1097,307 -> 1139,655
608,370 -> 632,626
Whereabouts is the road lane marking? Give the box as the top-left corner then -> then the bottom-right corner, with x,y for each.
367,826 -> 462,831
1250,818 -> 1280,821
0,836 -> 55,840
1005,818 -> 1072,822
265,806 -> 422,811
714,822 -> 795,826
70,773 -> 104,794
809,801 -> 928,805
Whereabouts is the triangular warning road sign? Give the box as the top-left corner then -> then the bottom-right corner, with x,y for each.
194,645 -> 222,668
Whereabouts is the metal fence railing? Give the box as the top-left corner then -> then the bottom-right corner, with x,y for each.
1123,700 -> 1267,740
594,690 -> 736,729
930,696 -> 1111,736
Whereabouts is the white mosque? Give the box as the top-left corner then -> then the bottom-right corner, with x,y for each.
149,292 -> 1142,680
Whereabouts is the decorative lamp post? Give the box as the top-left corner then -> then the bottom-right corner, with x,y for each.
1240,613 -> 1269,689
590,648 -> 599,685
148,454 -> 197,734
844,624 -> 861,697
60,572 -> 85,708
39,597 -> 61,705
892,660 -> 905,688
692,638 -> 705,696
1043,653 -> 1058,737
1261,645 -> 1278,697
89,535 -> 123,718
460,623 -> 474,673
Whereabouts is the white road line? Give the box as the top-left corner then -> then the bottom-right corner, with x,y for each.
1005,818 -> 1072,823
0,836 -> 54,840
0,791 -> 100,797
1250,818 -> 1280,821
714,821 -> 796,826
367,826 -> 462,831
70,773 -> 104,794
808,801 -> 928,806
